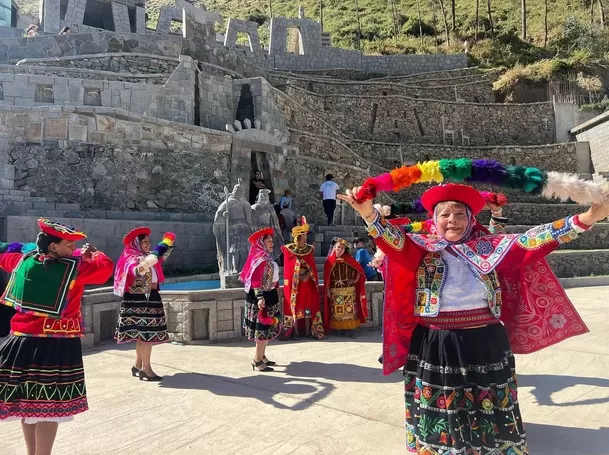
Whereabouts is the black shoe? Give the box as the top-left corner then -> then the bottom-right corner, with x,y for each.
139,370 -> 162,381
378,355 -> 383,365
131,366 -> 140,377
252,359 -> 274,372
262,356 -> 277,366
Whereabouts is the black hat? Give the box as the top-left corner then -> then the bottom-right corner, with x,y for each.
325,174 -> 334,180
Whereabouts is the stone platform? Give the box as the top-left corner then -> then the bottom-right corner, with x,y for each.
3,286 -> 609,454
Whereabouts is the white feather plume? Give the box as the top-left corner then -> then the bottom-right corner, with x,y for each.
542,172 -> 609,205
373,203 -> 391,216
142,254 -> 159,268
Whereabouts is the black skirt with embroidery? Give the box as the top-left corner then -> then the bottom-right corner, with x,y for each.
243,288 -> 281,341
115,290 -> 169,344
404,323 -> 529,455
0,335 -> 87,421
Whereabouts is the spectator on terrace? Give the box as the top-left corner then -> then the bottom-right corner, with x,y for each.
279,189 -> 294,211
25,25 -> 38,37
320,174 -> 339,225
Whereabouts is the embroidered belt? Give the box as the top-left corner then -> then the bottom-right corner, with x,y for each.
419,308 -> 499,330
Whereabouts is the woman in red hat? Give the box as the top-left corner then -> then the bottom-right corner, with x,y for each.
0,218 -> 113,455
239,227 -> 282,372
340,183 -> 609,455
114,227 -> 175,381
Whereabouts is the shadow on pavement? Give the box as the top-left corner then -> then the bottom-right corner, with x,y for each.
518,374 -> 609,407
526,422 -> 609,454
159,371 -> 335,411
283,361 -> 401,383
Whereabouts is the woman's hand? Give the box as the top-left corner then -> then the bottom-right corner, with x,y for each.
337,186 -> 376,222
578,203 -> 609,226
81,243 -> 98,260
257,298 -> 265,310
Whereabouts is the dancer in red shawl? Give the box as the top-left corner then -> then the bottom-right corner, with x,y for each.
0,218 -> 113,455
323,237 -> 368,337
240,227 -> 282,372
280,217 -> 324,340
339,182 -> 609,455
114,227 -> 175,382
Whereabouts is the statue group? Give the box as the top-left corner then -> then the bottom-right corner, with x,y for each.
213,179 -> 284,288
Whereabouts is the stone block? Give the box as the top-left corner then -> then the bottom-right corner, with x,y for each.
24,122 -> 42,143
217,320 -> 234,332
44,118 -> 67,139
88,131 -> 107,144
217,309 -> 233,321
191,308 -> 209,340
69,124 -> 88,142
217,300 -> 233,311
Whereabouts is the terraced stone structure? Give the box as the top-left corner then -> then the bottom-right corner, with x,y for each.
0,1 -> 606,345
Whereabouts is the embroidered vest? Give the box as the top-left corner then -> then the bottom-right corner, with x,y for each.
414,251 -> 502,318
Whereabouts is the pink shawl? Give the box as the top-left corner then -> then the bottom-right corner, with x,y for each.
113,236 -> 165,297
239,237 -> 273,293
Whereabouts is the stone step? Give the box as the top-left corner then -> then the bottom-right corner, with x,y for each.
547,249 -> 609,278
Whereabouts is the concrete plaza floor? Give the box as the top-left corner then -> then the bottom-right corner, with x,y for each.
3,286 -> 609,455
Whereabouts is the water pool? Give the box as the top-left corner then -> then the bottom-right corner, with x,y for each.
162,279 -> 325,291
163,280 -> 221,291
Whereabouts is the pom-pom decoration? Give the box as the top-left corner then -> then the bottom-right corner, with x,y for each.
141,232 -> 176,268
354,159 -> 609,205
0,242 -> 37,254
257,307 -> 278,326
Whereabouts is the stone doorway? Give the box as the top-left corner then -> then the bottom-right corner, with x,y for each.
249,151 -> 275,205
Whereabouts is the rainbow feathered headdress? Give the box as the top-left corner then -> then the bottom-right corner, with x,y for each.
354,158 -> 609,205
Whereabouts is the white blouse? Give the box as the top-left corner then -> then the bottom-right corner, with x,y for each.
439,250 -> 489,312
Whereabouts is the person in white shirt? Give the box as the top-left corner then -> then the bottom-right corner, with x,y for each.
319,174 -> 339,225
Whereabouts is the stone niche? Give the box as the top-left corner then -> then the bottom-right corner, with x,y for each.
83,87 -> 102,106
34,84 -> 54,103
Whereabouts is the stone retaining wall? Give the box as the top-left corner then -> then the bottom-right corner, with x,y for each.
572,111 -> 609,173
349,141 -> 588,173
285,86 -> 556,145
285,78 -> 495,103
17,53 -> 180,74
0,63 -> 170,84
0,106 -> 231,215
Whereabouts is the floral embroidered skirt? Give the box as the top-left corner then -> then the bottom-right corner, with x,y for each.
0,335 -> 87,422
115,290 -> 169,344
404,324 -> 528,455
244,289 -> 281,341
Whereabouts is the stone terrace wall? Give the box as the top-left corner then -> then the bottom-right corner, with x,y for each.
0,33 -> 184,63
572,111 -> 609,173
350,141 -> 589,173
4,216 -> 217,272
17,53 -> 180,75
285,86 -> 556,145
146,56 -> 196,124
285,79 -> 495,103
198,66 -> 234,131
0,63 -> 170,84
370,66 -> 485,82
0,70 -> 163,111
0,106 -> 232,217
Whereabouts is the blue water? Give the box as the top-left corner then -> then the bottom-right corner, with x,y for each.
163,279 -> 325,291
163,280 -> 221,291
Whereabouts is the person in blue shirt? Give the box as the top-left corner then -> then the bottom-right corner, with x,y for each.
353,237 -> 380,281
